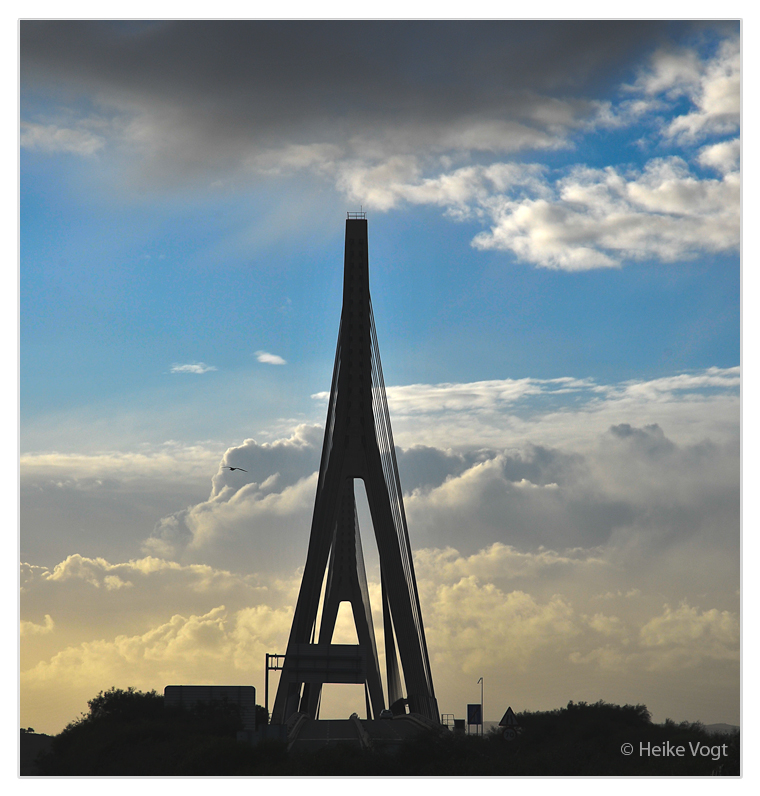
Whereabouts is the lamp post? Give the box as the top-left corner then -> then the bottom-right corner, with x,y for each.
478,677 -> 484,736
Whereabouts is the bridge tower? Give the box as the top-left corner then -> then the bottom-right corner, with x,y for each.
271,215 -> 438,724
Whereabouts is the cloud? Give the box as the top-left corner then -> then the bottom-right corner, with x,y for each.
624,36 -> 739,141
255,351 -> 286,365
404,421 -> 738,558
333,151 -> 739,271
20,121 -> 105,155
21,615 -> 55,637
313,375 -> 596,415
20,554 -> 301,733
170,362 -> 217,374
127,368 -> 739,578
21,368 -> 736,574
20,443 -> 226,566
470,156 -> 738,268
413,543 -> 606,585
21,529 -> 739,735
20,604 -> 294,727
22,21 -> 659,180
698,137 -> 740,175
21,23 -> 739,271
640,602 -> 738,651
425,581 -> 579,673
142,426 -> 322,566
330,147 -> 739,270
384,367 -> 738,452
659,39 -> 739,143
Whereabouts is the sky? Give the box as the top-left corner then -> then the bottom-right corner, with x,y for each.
18,19 -> 741,737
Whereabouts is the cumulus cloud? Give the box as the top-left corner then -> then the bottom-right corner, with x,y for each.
170,362 -> 217,374
21,614 -> 55,637
22,368 -> 736,573
143,426 -> 322,566
21,544 -> 738,734
404,421 -> 738,558
255,350 -> 286,365
21,603 -> 295,731
622,37 -> 739,143
637,38 -> 740,143
331,147 -> 739,270
472,156 -> 738,268
20,443 -> 225,565
640,602 -> 738,652
335,149 -> 739,271
698,137 -> 740,175
127,368 -> 739,579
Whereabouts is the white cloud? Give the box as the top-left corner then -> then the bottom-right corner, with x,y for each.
629,37 -> 739,144
330,151 -> 738,271
471,157 -> 738,269
698,138 -> 740,175
414,543 -> 606,584
336,160 -> 549,214
170,362 -> 217,374
664,39 -> 740,143
327,36 -> 740,269
255,350 -> 287,365
425,580 -> 579,673
313,376 -> 595,415
21,121 -> 105,155
21,443 -> 223,485
631,47 -> 703,98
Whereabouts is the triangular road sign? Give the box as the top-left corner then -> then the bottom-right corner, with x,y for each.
499,706 -> 519,727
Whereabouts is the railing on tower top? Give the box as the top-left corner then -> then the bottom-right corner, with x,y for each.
347,211 -> 367,219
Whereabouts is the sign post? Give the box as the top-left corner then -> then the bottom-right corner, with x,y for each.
467,703 -> 482,735
499,706 -> 520,741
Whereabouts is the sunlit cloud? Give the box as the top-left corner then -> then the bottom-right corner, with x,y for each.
20,615 -> 55,637
21,546 -> 738,734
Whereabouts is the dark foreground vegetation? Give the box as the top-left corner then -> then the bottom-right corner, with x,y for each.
27,688 -> 739,776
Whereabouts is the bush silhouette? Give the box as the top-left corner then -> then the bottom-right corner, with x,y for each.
35,691 -> 739,776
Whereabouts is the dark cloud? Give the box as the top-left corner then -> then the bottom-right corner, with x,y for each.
21,20 -> 670,103
396,442 -> 582,493
396,445 -> 469,492
21,20 -> 713,184
607,423 -> 676,457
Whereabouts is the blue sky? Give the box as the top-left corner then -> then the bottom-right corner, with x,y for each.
20,20 -> 740,736
21,20 -> 739,441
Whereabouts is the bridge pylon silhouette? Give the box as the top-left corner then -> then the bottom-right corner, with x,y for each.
271,215 -> 439,724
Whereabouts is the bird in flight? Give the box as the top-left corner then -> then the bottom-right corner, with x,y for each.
223,466 -> 248,472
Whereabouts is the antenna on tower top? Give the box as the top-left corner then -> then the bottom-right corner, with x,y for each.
347,206 -> 367,219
